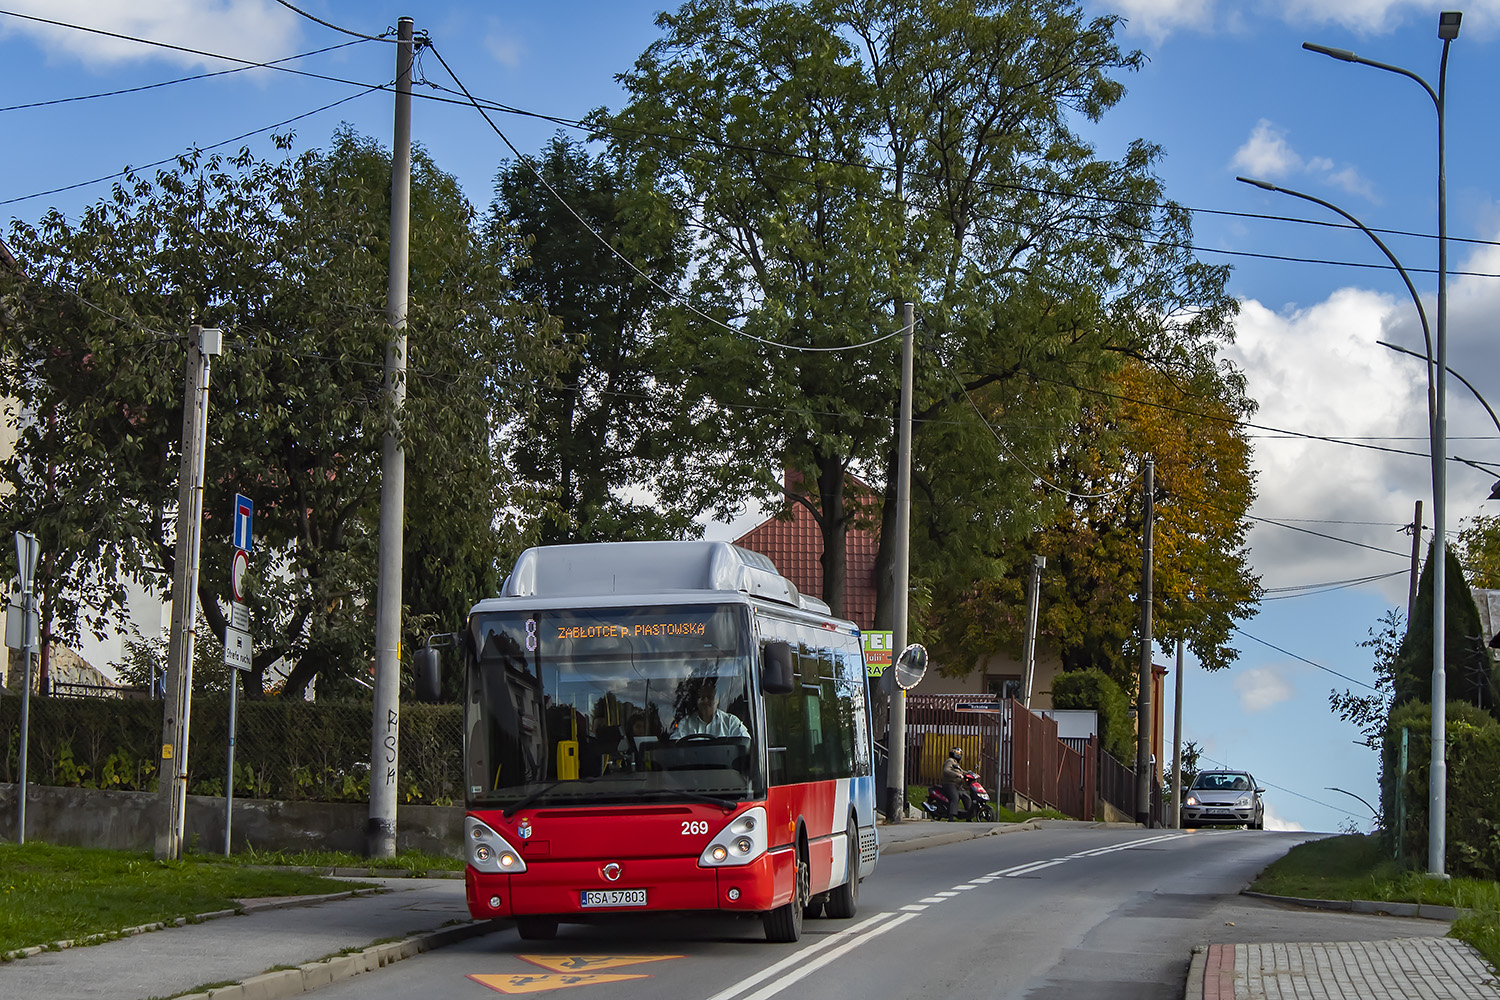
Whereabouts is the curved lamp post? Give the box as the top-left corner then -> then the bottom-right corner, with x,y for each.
1299,10 -> 1460,878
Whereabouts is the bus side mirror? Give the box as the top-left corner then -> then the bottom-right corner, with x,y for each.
414,645 -> 442,703
762,641 -> 795,694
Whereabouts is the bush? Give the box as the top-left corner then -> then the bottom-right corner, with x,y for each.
0,694 -> 461,805
1051,668 -> 1132,762
1382,700 -> 1500,878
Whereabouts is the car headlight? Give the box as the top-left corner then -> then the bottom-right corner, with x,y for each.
699,807 -> 769,867
1236,795 -> 1252,808
1185,795 -> 1199,807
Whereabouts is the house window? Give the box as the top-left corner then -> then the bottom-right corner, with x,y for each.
986,674 -> 1022,700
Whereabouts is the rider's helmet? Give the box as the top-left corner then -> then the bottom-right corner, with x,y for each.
948,747 -> 963,761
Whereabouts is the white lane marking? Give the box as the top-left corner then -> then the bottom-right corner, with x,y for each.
935,891 -> 960,897
737,913 -> 920,1000
705,911 -> 897,1000
919,896 -> 948,903
971,877 -> 997,883
949,884 -> 977,891
901,904 -> 929,912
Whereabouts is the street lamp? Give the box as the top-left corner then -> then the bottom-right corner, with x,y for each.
1302,10 -> 1460,878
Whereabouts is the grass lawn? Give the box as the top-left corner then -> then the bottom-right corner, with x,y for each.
223,846 -> 462,873
1250,834 -> 1500,969
0,841 -> 376,957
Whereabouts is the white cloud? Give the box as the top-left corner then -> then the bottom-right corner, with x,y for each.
1261,801 -> 1305,831
1233,665 -> 1295,711
1231,120 -> 1303,178
484,24 -> 523,71
1111,1 -> 1500,45
1230,120 -> 1375,200
0,1 -> 300,70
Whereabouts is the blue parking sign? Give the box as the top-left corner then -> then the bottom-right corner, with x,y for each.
232,494 -> 253,552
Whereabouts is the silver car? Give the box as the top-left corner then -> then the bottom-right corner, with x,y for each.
1181,770 -> 1264,829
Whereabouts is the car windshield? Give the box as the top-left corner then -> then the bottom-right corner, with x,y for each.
1192,772 -> 1251,792
463,603 -> 759,809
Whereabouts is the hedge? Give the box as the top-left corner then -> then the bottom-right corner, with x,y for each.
1382,700 -> 1500,879
0,695 -> 462,806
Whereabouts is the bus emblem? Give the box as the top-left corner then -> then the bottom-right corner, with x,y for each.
602,863 -> 622,882
518,819 -> 533,840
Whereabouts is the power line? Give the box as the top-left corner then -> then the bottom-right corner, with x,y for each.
0,38 -> 372,115
1232,627 -> 1379,692
423,40 -> 903,356
270,0 -> 396,43
0,87 -> 384,209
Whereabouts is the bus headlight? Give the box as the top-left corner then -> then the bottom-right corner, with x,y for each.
699,807 -> 769,867
466,816 -> 527,874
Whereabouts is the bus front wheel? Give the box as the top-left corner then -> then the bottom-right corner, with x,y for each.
763,843 -> 809,943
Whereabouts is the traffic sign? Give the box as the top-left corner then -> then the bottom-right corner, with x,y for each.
232,495 -> 253,552
14,531 -> 38,593
231,548 -> 250,602
224,625 -> 253,671
230,602 -> 250,632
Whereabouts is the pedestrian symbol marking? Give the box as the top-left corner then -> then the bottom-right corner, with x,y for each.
467,973 -> 649,994
519,955 -> 684,973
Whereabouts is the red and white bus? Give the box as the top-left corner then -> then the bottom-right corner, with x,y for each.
456,540 -> 878,942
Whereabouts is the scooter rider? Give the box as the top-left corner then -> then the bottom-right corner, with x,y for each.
941,747 -> 968,819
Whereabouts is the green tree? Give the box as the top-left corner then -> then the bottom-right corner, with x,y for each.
1457,514 -> 1500,590
0,130 -> 558,699
923,356 -> 1259,689
1329,607 -> 1401,753
607,0 -> 1237,627
1392,541 -> 1499,718
489,134 -> 696,543
1050,667 -> 1131,762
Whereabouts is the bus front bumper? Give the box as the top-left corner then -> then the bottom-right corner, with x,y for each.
465,851 -> 787,920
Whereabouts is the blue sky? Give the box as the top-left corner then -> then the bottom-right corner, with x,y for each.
6,0 -> 1500,832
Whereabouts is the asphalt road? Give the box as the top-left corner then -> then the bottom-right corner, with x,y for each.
303,826 -> 1451,1000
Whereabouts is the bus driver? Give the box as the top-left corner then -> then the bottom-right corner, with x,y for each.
669,677 -> 748,739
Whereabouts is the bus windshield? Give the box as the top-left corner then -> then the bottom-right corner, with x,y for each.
464,603 -> 758,808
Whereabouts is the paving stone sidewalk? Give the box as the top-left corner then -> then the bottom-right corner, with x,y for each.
1198,938 -> 1500,999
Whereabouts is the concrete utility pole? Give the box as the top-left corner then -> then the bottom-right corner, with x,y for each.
156,325 -> 222,860
1135,457 -> 1155,826
1407,499 -> 1423,624
1021,554 -> 1045,708
885,302 -> 915,824
369,16 -> 414,859
1171,638 -> 1184,829
14,530 -> 38,843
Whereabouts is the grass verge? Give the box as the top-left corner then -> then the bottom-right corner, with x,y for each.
216,846 -> 462,873
1250,833 -> 1500,969
0,841 -> 375,957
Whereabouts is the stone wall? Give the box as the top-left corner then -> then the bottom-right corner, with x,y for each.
0,783 -> 464,857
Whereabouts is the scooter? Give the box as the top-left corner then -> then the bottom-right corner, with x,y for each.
920,770 -> 996,822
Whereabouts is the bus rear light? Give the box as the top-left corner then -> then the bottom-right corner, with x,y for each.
699,807 -> 769,868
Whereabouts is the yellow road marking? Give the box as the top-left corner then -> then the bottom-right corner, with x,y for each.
518,955 -> 685,973
467,973 -> 650,994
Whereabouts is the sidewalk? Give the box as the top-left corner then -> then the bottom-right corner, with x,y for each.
1188,938 -> 1500,999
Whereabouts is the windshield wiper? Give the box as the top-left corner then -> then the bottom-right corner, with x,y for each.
646,781 -> 739,811
502,775 -> 603,817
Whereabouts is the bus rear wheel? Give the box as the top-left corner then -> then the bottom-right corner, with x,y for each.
763,843 -> 809,943
515,917 -> 558,941
824,819 -> 859,919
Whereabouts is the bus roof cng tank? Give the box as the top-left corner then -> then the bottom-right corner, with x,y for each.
499,540 -> 830,613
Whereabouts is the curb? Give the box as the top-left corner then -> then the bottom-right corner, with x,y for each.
1240,890 -> 1467,922
0,888 -> 382,963
1184,944 -> 1206,1000
879,820 -> 1040,855
173,920 -> 505,1000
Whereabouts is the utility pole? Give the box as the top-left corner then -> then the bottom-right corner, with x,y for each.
885,302 -> 915,824
155,325 -> 221,860
1171,638 -> 1184,829
14,531 -> 38,843
1021,554 -> 1045,707
369,15 -> 414,859
1407,499 -> 1423,625
1135,457 -> 1155,827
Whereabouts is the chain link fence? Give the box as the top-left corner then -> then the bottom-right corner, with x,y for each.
0,694 -> 463,806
